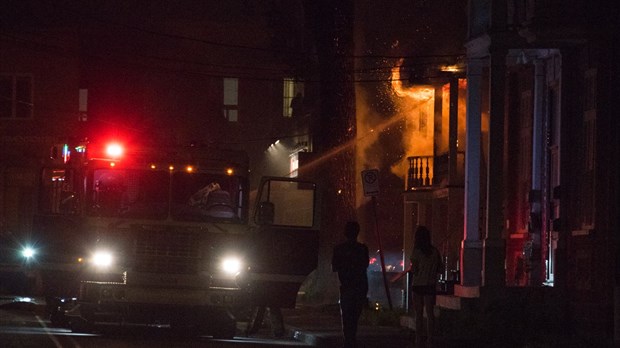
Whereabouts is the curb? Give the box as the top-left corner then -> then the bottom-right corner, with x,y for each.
290,327 -> 342,347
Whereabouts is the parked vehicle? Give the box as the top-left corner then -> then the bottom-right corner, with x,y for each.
17,139 -> 319,338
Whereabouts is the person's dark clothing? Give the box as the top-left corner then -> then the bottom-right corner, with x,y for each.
411,284 -> 437,296
332,240 -> 369,348
332,241 -> 369,292
290,92 -> 304,118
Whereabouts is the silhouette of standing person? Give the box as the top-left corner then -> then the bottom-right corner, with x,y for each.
332,221 -> 369,348
410,225 -> 443,347
290,92 -> 304,118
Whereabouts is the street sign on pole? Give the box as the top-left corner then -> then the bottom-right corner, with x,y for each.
361,169 -> 380,197
361,169 -> 393,309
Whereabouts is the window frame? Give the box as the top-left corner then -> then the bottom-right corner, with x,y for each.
0,74 -> 34,119
223,77 -> 239,122
283,78 -> 304,118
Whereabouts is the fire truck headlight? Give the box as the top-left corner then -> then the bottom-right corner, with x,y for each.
221,257 -> 242,275
92,251 -> 114,268
21,247 -> 36,259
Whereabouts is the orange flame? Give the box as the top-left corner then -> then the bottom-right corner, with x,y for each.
389,60 -> 435,183
391,61 -> 434,101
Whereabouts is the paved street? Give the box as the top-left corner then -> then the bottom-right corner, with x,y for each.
1,295 -> 601,347
0,296 -> 414,348
0,296 -> 309,348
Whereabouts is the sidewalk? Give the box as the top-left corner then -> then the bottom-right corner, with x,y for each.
281,303 -> 414,348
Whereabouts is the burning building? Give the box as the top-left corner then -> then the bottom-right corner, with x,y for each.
351,0 -> 468,306
355,1 -> 620,345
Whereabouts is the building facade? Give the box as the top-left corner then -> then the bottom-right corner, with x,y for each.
1,27 -> 82,248
442,0 -> 619,344
396,0 -> 619,344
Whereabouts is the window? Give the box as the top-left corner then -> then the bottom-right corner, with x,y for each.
87,168 -> 169,219
223,77 -> 238,122
171,172 -> 244,221
0,74 -> 33,119
256,178 -> 315,227
283,78 -> 304,117
289,152 -> 299,178
39,168 -> 77,214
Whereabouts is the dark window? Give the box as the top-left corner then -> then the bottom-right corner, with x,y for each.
0,74 -> 33,119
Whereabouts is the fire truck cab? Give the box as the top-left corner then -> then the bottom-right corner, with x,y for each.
29,140 -> 319,338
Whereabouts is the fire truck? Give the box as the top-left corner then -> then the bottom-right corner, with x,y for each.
20,139 -> 319,338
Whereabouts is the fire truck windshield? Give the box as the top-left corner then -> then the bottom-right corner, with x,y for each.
87,168 -> 243,221
170,171 -> 241,221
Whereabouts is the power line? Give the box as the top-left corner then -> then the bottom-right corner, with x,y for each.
53,1 -> 305,57
2,32 -> 458,85
3,2 -> 464,81
52,1 -> 463,61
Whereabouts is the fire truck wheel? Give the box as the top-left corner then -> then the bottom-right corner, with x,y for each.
69,305 -> 94,333
49,308 -> 68,327
69,317 -> 93,333
170,322 -> 201,337
210,310 -> 237,339
211,321 -> 236,339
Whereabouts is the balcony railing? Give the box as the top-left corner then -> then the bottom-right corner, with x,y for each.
406,153 -> 464,190
407,156 -> 434,189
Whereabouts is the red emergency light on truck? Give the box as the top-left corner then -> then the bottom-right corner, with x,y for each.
26,139 -> 319,338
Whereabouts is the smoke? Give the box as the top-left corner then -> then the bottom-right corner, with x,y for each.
354,89 -> 382,171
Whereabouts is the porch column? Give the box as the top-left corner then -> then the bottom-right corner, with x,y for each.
528,58 -> 545,285
482,50 -> 507,287
461,59 -> 483,287
448,77 -> 459,185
